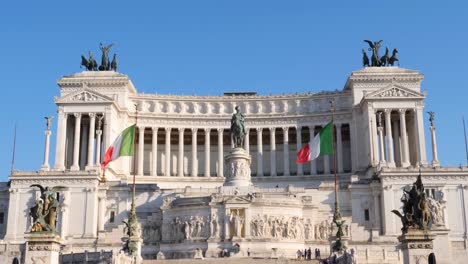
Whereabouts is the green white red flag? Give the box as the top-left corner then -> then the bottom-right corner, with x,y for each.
296,122 -> 333,163
101,125 -> 135,168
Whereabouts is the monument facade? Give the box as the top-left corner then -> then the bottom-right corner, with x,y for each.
0,54 -> 467,263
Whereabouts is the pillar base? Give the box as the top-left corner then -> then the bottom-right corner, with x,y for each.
224,148 -> 252,187
70,165 -> 80,171
401,161 -> 411,168
40,165 -> 50,171
432,160 -> 440,168
24,232 -> 62,264
398,228 -> 435,264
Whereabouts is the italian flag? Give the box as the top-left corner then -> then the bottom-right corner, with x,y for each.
296,122 -> 334,164
101,124 -> 135,169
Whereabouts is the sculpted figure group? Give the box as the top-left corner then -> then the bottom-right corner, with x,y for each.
250,215 -> 309,240
81,43 -> 118,71
29,185 -> 65,233
362,40 -> 399,67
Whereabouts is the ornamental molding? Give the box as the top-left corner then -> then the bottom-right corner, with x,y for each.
364,84 -> 425,100
55,88 -> 114,104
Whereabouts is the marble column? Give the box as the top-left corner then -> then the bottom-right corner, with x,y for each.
54,112 -> 68,170
204,128 -> 211,177
378,126 -> 386,166
178,128 -> 184,177
392,119 -> 401,166
270,128 -> 277,176
98,193 -> 106,232
369,109 -> 379,166
95,118 -> 103,166
245,129 -> 250,153
296,126 -> 303,176
86,113 -> 96,169
138,126 -> 145,176
372,189 -> 381,232
151,127 -> 158,176
384,109 -> 395,167
283,127 -> 290,176
430,124 -> 440,167
256,128 -> 264,177
165,128 -> 171,176
191,128 -> 198,177
41,128 -> 52,171
414,106 -> 428,166
217,128 -> 224,177
336,123 -> 344,173
71,113 -> 82,171
399,109 -> 410,167
309,125 -> 317,175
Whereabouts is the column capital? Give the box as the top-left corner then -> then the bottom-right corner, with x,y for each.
152,126 -> 158,131
88,113 -> 96,118
217,128 -> 224,133
138,125 -> 146,130
204,128 -> 211,133
335,123 -> 342,129
191,128 -> 198,133
256,127 -> 263,133
165,127 -> 172,132
398,108 -> 407,115
178,127 -> 185,132
295,125 -> 302,130
384,109 -> 392,114
74,113 -> 82,118
269,127 -> 276,133
282,127 -> 289,132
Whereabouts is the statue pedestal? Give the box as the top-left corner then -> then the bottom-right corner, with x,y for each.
224,148 -> 252,187
24,232 -> 62,264
398,228 -> 435,264
127,235 -> 143,263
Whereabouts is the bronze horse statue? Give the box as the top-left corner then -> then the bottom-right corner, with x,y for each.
364,40 -> 383,66
80,51 -> 98,71
99,43 -> 114,71
389,48 -> 399,66
362,49 -> 370,67
380,47 -> 390,66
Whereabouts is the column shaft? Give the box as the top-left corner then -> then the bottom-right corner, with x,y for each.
336,124 -> 344,173
204,129 -> 211,177
270,128 -> 276,176
384,109 -> 395,167
165,128 -> 171,176
310,126 -> 317,175
178,128 -> 184,177
54,112 -> 68,170
283,127 -> 290,176
257,128 -> 263,176
152,127 -> 158,176
95,130 -> 102,166
296,127 -> 303,176
71,113 -> 82,171
378,127 -> 386,164
192,129 -> 198,177
430,126 -> 439,166
392,119 -> 401,166
86,113 -> 96,168
399,110 -> 410,167
245,129 -> 250,153
41,130 -> 52,170
414,107 -> 428,166
138,127 -> 145,176
218,129 -> 224,177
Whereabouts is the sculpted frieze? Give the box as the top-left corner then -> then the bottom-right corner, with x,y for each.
162,215 -> 211,242
250,214 -> 311,240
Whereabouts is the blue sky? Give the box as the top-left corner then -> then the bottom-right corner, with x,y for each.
0,1 -> 467,180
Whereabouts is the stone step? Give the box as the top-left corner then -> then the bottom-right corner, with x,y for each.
142,258 -> 322,264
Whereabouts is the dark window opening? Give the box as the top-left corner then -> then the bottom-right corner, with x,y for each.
364,209 -> 370,221
109,211 -> 115,223
0,212 -> 4,224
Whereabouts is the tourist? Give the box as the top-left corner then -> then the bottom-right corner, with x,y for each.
297,249 -> 302,259
307,247 -> 312,260
317,248 -> 321,259
247,248 -> 251,257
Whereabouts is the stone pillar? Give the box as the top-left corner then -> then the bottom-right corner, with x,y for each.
191,128 -> 198,177
98,193 -> 106,232
24,233 -> 62,264
70,113 -> 82,171
399,109 -> 410,167
371,184 -> 381,239
378,126 -> 386,166
165,128 -> 171,176
384,109 -> 395,167
392,119 -> 401,166
336,123 -> 343,173
217,128 -> 224,177
138,126 -> 145,176
41,128 -> 52,171
178,128 -> 184,177
283,127 -> 290,176
245,129 -> 250,153
414,106 -> 428,166
256,128 -> 264,177
270,128 -> 277,176
430,124 -> 440,167
309,125 -> 317,175
398,230 -> 435,264
204,128 -> 211,177
95,127 -> 103,166
60,191 -> 70,240
369,109 -> 379,166
296,126 -> 303,176
152,127 -> 158,176
85,113 -> 96,170
54,111 -> 67,170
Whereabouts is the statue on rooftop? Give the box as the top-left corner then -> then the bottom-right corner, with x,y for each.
231,106 -> 246,148
80,51 -> 98,71
364,40 -> 383,67
362,40 -> 400,67
99,43 -> 114,71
